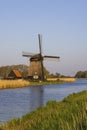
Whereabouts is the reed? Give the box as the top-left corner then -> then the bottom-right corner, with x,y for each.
0,79 -> 30,89
0,80 -> 63,89
47,77 -> 76,82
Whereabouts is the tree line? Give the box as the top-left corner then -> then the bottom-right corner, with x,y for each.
0,64 -> 86,79
0,65 -> 28,78
75,71 -> 87,78
0,64 -> 50,79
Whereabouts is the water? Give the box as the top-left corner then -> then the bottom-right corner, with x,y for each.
0,79 -> 87,122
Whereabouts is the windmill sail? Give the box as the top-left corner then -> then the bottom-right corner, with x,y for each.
22,52 -> 35,57
38,34 -> 44,80
43,55 -> 60,61
38,34 -> 42,55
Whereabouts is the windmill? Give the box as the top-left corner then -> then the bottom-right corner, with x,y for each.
22,34 -> 60,80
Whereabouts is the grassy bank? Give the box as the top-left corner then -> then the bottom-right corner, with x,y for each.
29,80 -> 63,86
0,77 -> 76,90
0,80 -> 63,89
0,90 -> 87,130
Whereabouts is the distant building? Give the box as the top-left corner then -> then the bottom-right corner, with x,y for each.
8,70 -> 22,79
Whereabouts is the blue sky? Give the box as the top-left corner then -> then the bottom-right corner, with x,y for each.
0,0 -> 87,76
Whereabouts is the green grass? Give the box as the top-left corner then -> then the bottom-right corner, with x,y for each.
0,90 -> 87,130
29,80 -> 63,86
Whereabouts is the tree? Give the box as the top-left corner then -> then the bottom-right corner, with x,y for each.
0,65 -> 28,78
75,71 -> 87,78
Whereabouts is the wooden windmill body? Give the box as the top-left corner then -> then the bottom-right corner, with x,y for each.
28,54 -> 43,79
22,34 -> 60,80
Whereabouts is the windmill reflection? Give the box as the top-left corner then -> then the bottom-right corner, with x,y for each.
29,86 -> 44,111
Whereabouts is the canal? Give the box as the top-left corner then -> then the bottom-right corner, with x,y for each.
0,79 -> 87,122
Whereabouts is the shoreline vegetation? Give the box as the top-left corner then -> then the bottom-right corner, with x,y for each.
0,78 -> 76,90
47,77 -> 76,82
0,79 -> 30,89
0,90 -> 87,130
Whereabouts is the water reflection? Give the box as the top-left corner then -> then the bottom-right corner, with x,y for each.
29,86 -> 44,111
